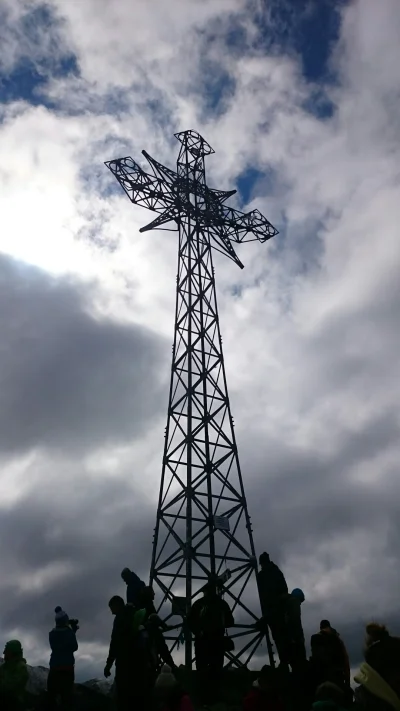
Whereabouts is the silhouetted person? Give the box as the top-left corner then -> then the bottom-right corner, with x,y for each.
187,582 -> 234,700
121,566 -> 146,606
47,607 -> 78,711
285,588 -> 306,673
310,620 -> 351,690
257,552 -> 289,668
0,640 -> 29,711
243,665 -> 285,711
354,622 -> 400,711
139,586 -> 177,672
104,595 -> 150,711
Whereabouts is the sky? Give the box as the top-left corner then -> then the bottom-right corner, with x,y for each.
0,0 -> 400,683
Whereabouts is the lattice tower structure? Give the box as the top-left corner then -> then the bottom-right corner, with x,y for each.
105,130 -> 279,670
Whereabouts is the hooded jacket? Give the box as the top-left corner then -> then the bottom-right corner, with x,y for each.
311,628 -> 350,682
354,663 -> 400,711
0,644 -> 29,702
257,562 -> 288,612
49,625 -> 78,669
124,570 -> 146,606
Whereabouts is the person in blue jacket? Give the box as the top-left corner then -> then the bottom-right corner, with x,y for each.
285,588 -> 306,673
47,607 -> 78,710
121,567 -> 146,606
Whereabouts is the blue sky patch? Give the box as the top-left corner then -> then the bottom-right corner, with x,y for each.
236,166 -> 276,207
0,55 -> 78,106
256,0 -> 349,83
302,87 -> 336,119
0,3 -> 79,107
0,61 -> 47,105
237,167 -> 265,205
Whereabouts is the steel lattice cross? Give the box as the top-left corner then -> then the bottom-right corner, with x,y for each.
105,130 -> 279,671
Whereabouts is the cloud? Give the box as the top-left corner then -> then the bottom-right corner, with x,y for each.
0,254 -> 167,455
0,1 -> 75,78
0,0 -> 400,681
0,462 -> 155,680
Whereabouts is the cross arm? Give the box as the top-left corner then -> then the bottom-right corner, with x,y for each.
104,157 -> 174,214
208,206 -> 279,244
142,151 -> 178,188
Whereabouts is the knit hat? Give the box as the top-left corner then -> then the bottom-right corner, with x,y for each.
155,664 -> 177,690
291,588 -> 305,602
55,606 -> 69,624
4,640 -> 23,656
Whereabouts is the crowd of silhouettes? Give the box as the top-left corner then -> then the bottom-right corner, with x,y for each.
1,558 -> 400,711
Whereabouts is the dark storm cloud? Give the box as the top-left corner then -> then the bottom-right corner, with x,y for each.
0,254 -> 167,455
242,407 -> 400,563
0,474 -> 155,677
237,405 -> 400,669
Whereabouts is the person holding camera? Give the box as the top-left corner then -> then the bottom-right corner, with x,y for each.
47,606 -> 78,710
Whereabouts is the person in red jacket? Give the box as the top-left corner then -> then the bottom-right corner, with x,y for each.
243,665 -> 285,711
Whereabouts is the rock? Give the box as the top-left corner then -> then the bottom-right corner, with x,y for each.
81,678 -> 114,696
0,659 -> 114,710
26,665 -> 49,695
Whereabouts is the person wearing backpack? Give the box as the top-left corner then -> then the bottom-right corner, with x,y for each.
104,595 -> 151,711
187,581 -> 234,700
139,586 -> 177,675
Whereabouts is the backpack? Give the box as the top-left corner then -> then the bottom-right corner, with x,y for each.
131,607 -> 150,651
198,599 -> 226,635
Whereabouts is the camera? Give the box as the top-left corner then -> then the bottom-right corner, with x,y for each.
68,618 -> 79,633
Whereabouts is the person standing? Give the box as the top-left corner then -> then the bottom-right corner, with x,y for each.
354,622 -> 400,711
121,567 -> 146,607
187,582 -> 234,700
310,620 -> 351,689
257,552 -> 289,668
285,588 -> 306,673
0,640 -> 29,711
104,595 -> 151,711
139,586 -> 177,673
47,607 -> 78,711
